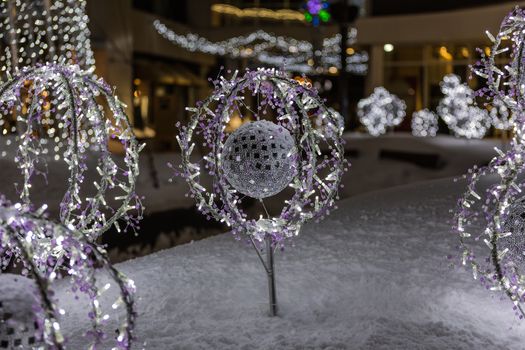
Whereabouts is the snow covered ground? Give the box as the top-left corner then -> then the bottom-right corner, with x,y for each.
58,177 -> 525,349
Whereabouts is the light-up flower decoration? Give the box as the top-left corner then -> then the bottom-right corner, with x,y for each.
0,199 -> 136,349
411,109 -> 438,137
176,68 -> 346,315
0,63 -> 143,243
437,74 -> 490,139
357,87 -> 406,136
303,0 -> 330,26
454,7 -> 525,320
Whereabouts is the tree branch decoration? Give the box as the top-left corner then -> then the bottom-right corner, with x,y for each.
176,68 -> 346,315
455,7 -> 525,320
0,199 -> 136,349
0,63 -> 143,243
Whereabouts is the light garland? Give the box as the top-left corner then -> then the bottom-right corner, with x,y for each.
454,7 -> 525,320
176,68 -> 346,315
0,0 -> 95,75
0,63 -> 143,244
153,20 -> 368,75
0,199 -> 136,348
437,74 -> 490,139
357,87 -> 406,136
411,109 -> 438,137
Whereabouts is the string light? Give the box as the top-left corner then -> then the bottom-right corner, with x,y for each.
211,4 -> 305,22
357,87 -> 406,136
153,20 -> 368,75
0,0 -> 95,75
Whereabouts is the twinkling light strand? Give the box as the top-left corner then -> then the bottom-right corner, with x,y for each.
0,63 -> 143,247
153,20 -> 368,75
437,74 -> 490,139
357,87 -> 406,136
0,199 -> 136,348
0,0 -> 95,76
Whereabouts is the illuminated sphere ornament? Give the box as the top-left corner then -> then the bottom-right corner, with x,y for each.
221,120 -> 297,199
437,74 -> 490,139
0,199 -> 137,348
357,87 -> 406,136
176,68 -> 346,315
0,63 -> 143,242
304,0 -> 331,26
0,274 -> 44,349
411,109 -> 438,137
454,7 -> 525,320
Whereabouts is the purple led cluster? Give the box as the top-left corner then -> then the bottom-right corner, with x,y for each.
454,7 -> 525,319
176,68 -> 347,244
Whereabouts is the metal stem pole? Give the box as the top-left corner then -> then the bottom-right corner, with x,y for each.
266,235 -> 277,316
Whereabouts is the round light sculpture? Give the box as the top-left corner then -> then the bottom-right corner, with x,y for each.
411,109 -> 438,137
437,74 -> 490,139
357,87 -> 406,136
176,68 -> 346,315
0,199 -> 136,349
221,120 -> 297,199
490,98 -> 514,130
455,7 -> 525,320
0,63 -> 143,242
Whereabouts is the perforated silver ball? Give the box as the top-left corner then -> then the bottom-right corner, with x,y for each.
221,120 -> 297,199
501,197 -> 525,271
0,274 -> 43,349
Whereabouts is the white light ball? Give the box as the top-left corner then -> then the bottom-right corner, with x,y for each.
221,120 -> 297,199
0,274 -> 43,349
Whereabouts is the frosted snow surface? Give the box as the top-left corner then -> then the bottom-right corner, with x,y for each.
60,177 -> 525,349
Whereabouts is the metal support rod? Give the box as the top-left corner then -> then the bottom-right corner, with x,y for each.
266,235 -> 277,317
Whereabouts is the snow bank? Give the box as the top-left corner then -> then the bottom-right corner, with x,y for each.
59,177 -> 524,349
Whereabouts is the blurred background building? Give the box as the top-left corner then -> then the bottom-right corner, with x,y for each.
86,0 -> 522,147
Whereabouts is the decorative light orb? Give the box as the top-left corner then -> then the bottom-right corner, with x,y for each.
411,109 -> 438,137
357,87 -> 406,136
501,196 -> 525,270
437,74 -> 490,139
177,68 -> 346,242
0,274 -> 43,349
221,120 -> 297,199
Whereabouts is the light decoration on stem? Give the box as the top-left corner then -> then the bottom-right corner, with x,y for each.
454,7 -> 525,320
0,0 -> 95,75
0,199 -> 136,349
153,20 -> 368,75
357,87 -> 406,136
175,68 -> 346,315
0,63 -> 143,244
437,74 -> 490,139
411,109 -> 438,137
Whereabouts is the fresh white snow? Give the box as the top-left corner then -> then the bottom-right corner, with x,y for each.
57,177 -> 525,349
